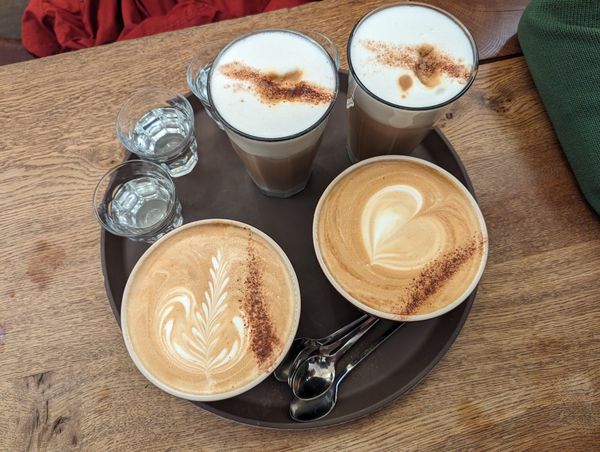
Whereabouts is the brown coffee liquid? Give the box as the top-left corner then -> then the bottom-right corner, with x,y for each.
347,102 -> 430,161
230,136 -> 323,195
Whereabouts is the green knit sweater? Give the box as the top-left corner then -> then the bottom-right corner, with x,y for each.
519,0 -> 600,215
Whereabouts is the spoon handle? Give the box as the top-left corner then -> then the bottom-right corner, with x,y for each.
319,315 -> 373,355
327,316 -> 379,358
318,314 -> 369,345
336,322 -> 405,385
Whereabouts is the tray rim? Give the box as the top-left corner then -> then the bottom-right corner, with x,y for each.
100,71 -> 480,429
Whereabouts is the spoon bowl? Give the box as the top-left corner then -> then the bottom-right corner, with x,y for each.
291,355 -> 336,400
274,337 -> 318,382
289,385 -> 338,422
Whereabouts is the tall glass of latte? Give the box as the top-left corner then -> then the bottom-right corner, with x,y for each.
346,3 -> 478,162
188,29 -> 339,198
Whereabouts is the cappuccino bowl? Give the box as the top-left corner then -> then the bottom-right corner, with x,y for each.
121,219 -> 301,401
313,156 -> 488,322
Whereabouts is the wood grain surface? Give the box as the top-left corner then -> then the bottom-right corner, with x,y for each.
0,0 -> 598,450
408,0 -> 526,61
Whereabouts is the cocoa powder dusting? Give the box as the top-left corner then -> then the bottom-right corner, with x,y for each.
361,40 -> 471,88
242,234 -> 278,369
398,74 -> 413,92
219,62 -> 335,106
396,237 -> 483,315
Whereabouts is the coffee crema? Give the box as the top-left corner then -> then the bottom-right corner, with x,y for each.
122,220 -> 300,399
349,4 -> 475,108
315,158 -> 487,318
210,30 -> 337,138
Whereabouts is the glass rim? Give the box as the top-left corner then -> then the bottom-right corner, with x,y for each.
346,1 -> 479,112
116,86 -> 195,154
204,28 -> 340,143
92,159 -> 177,236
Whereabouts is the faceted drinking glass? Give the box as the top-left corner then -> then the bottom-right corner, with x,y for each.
116,87 -> 198,177
93,160 -> 183,243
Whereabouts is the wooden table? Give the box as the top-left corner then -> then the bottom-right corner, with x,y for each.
0,0 -> 598,449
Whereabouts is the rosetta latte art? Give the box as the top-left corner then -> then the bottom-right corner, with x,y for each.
158,249 -> 246,375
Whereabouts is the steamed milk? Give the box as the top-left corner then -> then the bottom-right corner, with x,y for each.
349,4 -> 475,108
210,30 -> 337,138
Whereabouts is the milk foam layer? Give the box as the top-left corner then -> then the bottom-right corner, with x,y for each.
316,159 -> 487,318
210,30 -> 337,139
349,4 -> 475,108
123,221 -> 300,399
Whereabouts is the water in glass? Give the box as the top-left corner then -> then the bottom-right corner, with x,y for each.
106,177 -> 182,241
133,107 -> 198,177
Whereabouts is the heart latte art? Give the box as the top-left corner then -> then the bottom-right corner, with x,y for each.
362,184 -> 442,271
122,221 -> 300,399
315,159 -> 487,318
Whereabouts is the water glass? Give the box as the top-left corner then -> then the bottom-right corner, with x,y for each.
116,87 -> 198,177
93,160 -> 183,243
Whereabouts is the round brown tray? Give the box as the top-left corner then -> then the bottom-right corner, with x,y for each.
101,71 -> 479,429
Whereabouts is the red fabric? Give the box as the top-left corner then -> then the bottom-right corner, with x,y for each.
22,0 -> 313,57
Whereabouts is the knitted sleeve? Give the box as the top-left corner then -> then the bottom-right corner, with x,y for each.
518,0 -> 600,215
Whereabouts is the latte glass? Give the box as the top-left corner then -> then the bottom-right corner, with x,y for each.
187,29 -> 340,198
346,3 -> 478,162
116,87 -> 198,177
93,160 -> 183,243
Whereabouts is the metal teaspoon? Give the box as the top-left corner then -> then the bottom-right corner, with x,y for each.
290,316 -> 380,399
289,322 -> 404,422
274,314 -> 369,382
